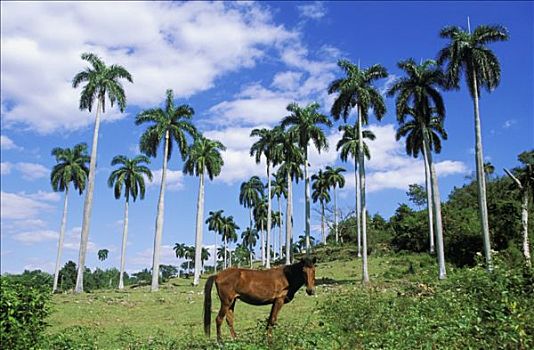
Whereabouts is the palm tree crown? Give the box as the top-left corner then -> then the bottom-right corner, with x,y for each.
72,52 -> 133,113
239,176 -> 264,209
312,170 -> 331,205
183,137 -> 226,180
107,155 -> 153,202
136,89 -> 198,161
324,166 -> 346,191
50,143 -> 90,194
395,109 -> 448,158
336,125 -> 375,162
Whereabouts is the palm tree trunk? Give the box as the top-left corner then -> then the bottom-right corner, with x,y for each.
521,190 -> 531,267
357,105 -> 369,283
224,236 -> 228,269
53,187 -> 69,293
260,222 -> 265,266
472,71 -> 492,271
278,197 -> 282,259
334,186 -> 339,243
321,202 -> 326,243
423,130 -> 446,279
422,143 -> 435,254
250,244 -> 253,268
151,130 -> 169,291
193,172 -> 205,286
266,164 -> 272,268
285,171 -> 292,265
118,198 -> 129,289
304,147 -> 311,253
214,232 -> 217,272
355,158 -> 361,257
75,99 -> 102,293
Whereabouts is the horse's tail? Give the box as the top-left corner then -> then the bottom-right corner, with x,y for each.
204,275 -> 216,337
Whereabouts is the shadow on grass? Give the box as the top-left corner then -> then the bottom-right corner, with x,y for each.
316,277 -> 354,286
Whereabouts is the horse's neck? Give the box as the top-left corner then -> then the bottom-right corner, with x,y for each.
284,263 -> 305,295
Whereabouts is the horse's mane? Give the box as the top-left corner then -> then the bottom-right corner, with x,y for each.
282,261 -> 307,300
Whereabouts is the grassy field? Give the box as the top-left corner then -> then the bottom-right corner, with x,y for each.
46,248 -> 445,348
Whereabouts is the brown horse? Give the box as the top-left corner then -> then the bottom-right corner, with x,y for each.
203,256 -> 316,340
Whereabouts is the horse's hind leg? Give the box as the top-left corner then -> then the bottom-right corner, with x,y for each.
225,299 -> 237,338
216,302 -> 230,342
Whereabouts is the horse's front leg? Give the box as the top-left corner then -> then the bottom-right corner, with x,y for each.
267,298 -> 284,337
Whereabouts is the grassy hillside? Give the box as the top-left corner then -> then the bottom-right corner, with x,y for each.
43,247 -> 533,349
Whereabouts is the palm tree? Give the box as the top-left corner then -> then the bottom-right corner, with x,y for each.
274,129 -> 304,264
281,102 -> 332,253
50,143 -> 90,292
253,196 -> 268,265
437,23 -> 509,270
271,171 -> 287,259
108,154 -> 152,289
336,124 -> 375,257
241,227 -> 259,268
136,89 -> 198,291
387,58 -> 448,279
220,216 -> 239,269
312,169 -> 331,244
97,249 -> 109,262
239,176 -> 264,261
324,166 -> 346,243
174,243 -> 187,261
184,137 -> 225,286
72,52 -> 133,293
250,128 -> 281,268
504,151 -> 534,267
271,210 -> 282,258
329,60 -> 388,283
206,210 -> 224,272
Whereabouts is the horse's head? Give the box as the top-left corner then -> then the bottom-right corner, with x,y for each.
300,256 -> 316,296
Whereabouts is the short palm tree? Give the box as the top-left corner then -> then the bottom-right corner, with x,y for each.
241,227 -> 259,268
271,171 -> 288,259
97,249 -> 109,262
312,169 -> 331,244
437,23 -> 509,270
281,102 -> 332,253
329,60 -> 388,283
50,143 -> 90,292
184,136 -> 225,286
253,196 -> 268,265
72,52 -> 133,293
108,154 -> 152,289
324,166 -> 346,243
206,210 -> 225,272
220,216 -> 239,269
387,58 -> 448,279
136,89 -> 198,291
250,127 -> 281,268
239,176 -> 264,261
274,129 -> 304,264
337,124 -> 375,257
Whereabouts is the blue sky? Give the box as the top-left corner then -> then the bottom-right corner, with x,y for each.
1,1 -> 532,274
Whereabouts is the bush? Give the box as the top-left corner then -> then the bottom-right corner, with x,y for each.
0,277 -> 51,349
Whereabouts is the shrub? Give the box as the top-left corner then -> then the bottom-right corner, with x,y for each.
0,277 -> 51,349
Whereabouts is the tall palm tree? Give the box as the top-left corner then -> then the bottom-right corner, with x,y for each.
271,210 -> 282,259
72,52 -> 133,293
220,216 -> 239,269
271,171 -> 288,259
329,60 -> 388,283
387,58 -> 449,279
136,89 -> 198,291
184,137 -> 226,286
253,196 -> 268,265
337,124 -> 375,257
241,227 -> 259,268
250,128 -> 281,268
201,247 -> 211,270
281,102 -> 332,253
437,23 -> 509,270
108,154 -> 152,289
311,170 -> 331,244
324,166 -> 346,243
50,143 -> 90,292
274,129 -> 304,264
206,210 -> 225,272
239,176 -> 264,262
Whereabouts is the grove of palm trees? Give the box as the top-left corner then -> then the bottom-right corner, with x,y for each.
1,2 -> 532,349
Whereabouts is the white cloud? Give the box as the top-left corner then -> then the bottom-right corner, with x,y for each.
1,135 -> 21,150
129,244 -> 178,269
0,191 -> 56,220
1,2 -> 295,133
502,119 -> 517,129
1,162 -> 12,175
12,162 -> 49,180
271,71 -> 303,91
13,230 -> 58,244
297,2 -> 327,20
147,168 -> 185,191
